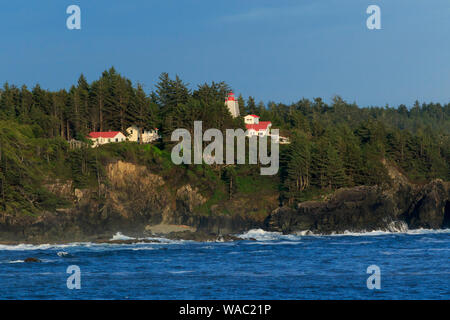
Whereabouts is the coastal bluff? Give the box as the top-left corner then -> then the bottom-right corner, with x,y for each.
0,161 -> 448,243
265,179 -> 449,234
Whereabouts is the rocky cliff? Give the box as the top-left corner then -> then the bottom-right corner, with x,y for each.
265,162 -> 450,234
0,160 -> 448,243
0,161 -> 270,243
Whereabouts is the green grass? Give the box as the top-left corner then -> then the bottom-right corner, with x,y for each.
236,174 -> 278,194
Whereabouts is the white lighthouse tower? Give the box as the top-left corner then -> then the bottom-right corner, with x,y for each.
225,92 -> 240,118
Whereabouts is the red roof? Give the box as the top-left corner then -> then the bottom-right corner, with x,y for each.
226,92 -> 235,101
245,121 -> 271,131
247,114 -> 260,118
88,131 -> 122,139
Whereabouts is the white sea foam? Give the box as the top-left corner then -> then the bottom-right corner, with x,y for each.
0,242 -> 90,251
237,227 -> 450,241
0,236 -> 187,251
111,232 -> 135,241
131,247 -> 156,251
237,229 -> 301,241
110,232 -> 188,245
0,227 -> 447,251
8,260 -> 25,263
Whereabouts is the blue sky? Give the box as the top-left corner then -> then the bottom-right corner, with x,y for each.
0,0 -> 449,107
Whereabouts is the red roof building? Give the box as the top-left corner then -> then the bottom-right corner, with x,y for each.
225,92 -> 240,118
87,131 -> 126,147
88,131 -> 122,139
243,114 -> 272,137
245,121 -> 272,137
245,121 -> 272,131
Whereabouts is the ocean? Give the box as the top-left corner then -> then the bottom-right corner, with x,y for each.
0,229 -> 449,300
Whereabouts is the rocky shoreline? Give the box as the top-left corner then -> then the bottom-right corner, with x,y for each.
264,162 -> 450,235
0,161 -> 448,245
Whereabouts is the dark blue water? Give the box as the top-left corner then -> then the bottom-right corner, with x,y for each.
0,229 -> 449,300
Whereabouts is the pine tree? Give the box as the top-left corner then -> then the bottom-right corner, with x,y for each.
246,96 -> 257,115
285,133 -> 311,201
325,145 -> 347,189
237,94 -> 245,116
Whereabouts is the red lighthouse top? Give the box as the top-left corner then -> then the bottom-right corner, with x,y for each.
226,92 -> 235,101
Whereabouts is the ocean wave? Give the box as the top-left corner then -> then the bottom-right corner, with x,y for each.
131,247 -> 156,251
8,260 -> 25,264
0,227 -> 448,251
0,232 -> 188,251
0,243 -> 92,251
110,232 -> 135,241
110,232 -> 188,245
237,229 -> 301,241
236,227 -> 450,241
57,251 -> 72,257
331,228 -> 450,237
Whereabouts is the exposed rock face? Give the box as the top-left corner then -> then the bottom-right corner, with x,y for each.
45,180 -> 73,199
265,186 -> 396,234
401,179 -> 450,229
0,161 -> 267,243
105,161 -> 169,223
176,185 -> 207,215
0,160 -> 448,243
265,179 -> 450,234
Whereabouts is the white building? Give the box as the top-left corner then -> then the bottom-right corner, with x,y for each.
225,92 -> 240,118
126,125 -> 160,143
88,131 -> 127,147
244,114 -> 260,125
244,114 -> 290,143
244,114 -> 272,137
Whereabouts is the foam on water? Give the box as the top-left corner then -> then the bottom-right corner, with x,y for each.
111,232 -> 135,241
0,227 -> 448,252
0,232 -> 189,252
0,227 -> 448,299
0,242 -> 93,251
57,251 -> 70,257
237,227 -> 450,241
237,229 -> 302,241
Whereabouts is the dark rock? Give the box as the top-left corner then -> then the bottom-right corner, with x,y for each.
265,180 -> 450,234
444,201 -> 450,228
165,230 -> 240,242
401,179 -> 450,229
24,257 -> 41,263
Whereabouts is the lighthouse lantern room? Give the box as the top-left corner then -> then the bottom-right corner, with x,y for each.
225,92 -> 240,118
